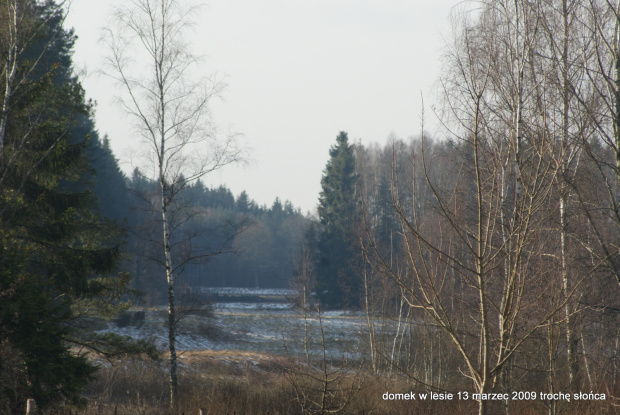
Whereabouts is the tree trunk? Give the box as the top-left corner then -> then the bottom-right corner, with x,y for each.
161,182 -> 178,408
560,195 -> 578,387
615,0 -> 620,206
560,0 -> 579,386
0,3 -> 20,161
25,399 -> 35,415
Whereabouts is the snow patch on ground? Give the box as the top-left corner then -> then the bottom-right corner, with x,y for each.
98,295 -> 370,360
197,287 -> 295,296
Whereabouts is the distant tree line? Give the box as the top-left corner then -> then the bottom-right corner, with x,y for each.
75,126 -> 311,305
121,172 -> 311,305
305,127 -> 620,412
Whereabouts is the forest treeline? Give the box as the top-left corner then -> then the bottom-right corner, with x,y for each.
122,171 -> 310,304
310,0 -> 620,412
56,133 -> 312,301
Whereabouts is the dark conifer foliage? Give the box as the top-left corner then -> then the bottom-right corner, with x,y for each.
0,2 -> 133,411
314,131 -> 361,308
83,133 -> 129,222
126,174 -> 309,299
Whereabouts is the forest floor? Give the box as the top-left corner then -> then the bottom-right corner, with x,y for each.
80,349 -> 469,415
71,289 -> 618,414
75,350 -> 617,415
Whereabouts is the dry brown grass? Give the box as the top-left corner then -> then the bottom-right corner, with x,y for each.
67,351 -> 618,415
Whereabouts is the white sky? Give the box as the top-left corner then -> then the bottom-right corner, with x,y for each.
65,0 -> 456,214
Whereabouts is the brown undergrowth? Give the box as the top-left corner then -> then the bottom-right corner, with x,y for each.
67,351 -> 617,415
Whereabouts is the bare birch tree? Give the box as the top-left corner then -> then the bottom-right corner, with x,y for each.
533,0 -> 602,391
569,0 -> 620,290
354,2 -> 620,412
102,0 -> 244,407
361,3 -> 591,414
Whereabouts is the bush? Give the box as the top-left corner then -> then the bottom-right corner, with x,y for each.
114,310 -> 145,328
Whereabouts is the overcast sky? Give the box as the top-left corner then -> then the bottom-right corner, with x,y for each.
65,0 -> 456,214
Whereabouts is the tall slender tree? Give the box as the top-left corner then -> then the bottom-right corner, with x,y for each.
315,131 -> 360,308
102,0 -> 245,407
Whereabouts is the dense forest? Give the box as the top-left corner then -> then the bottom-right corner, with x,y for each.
56,120 -> 311,303
307,0 -> 620,411
1,0 -> 620,414
123,172 -> 310,304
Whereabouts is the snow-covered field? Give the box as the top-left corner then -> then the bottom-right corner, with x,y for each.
100,288 -> 369,360
197,286 -> 296,296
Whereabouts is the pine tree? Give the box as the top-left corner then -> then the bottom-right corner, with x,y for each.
315,131 -> 360,308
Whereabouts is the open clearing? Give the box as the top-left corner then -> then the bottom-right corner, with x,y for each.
100,287 -> 374,360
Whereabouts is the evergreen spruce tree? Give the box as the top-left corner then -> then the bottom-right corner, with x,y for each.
315,131 -> 360,308
235,190 -> 251,214
0,2 -> 141,411
83,133 -> 130,222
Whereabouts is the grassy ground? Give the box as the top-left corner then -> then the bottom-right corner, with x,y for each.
60,351 -> 617,415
